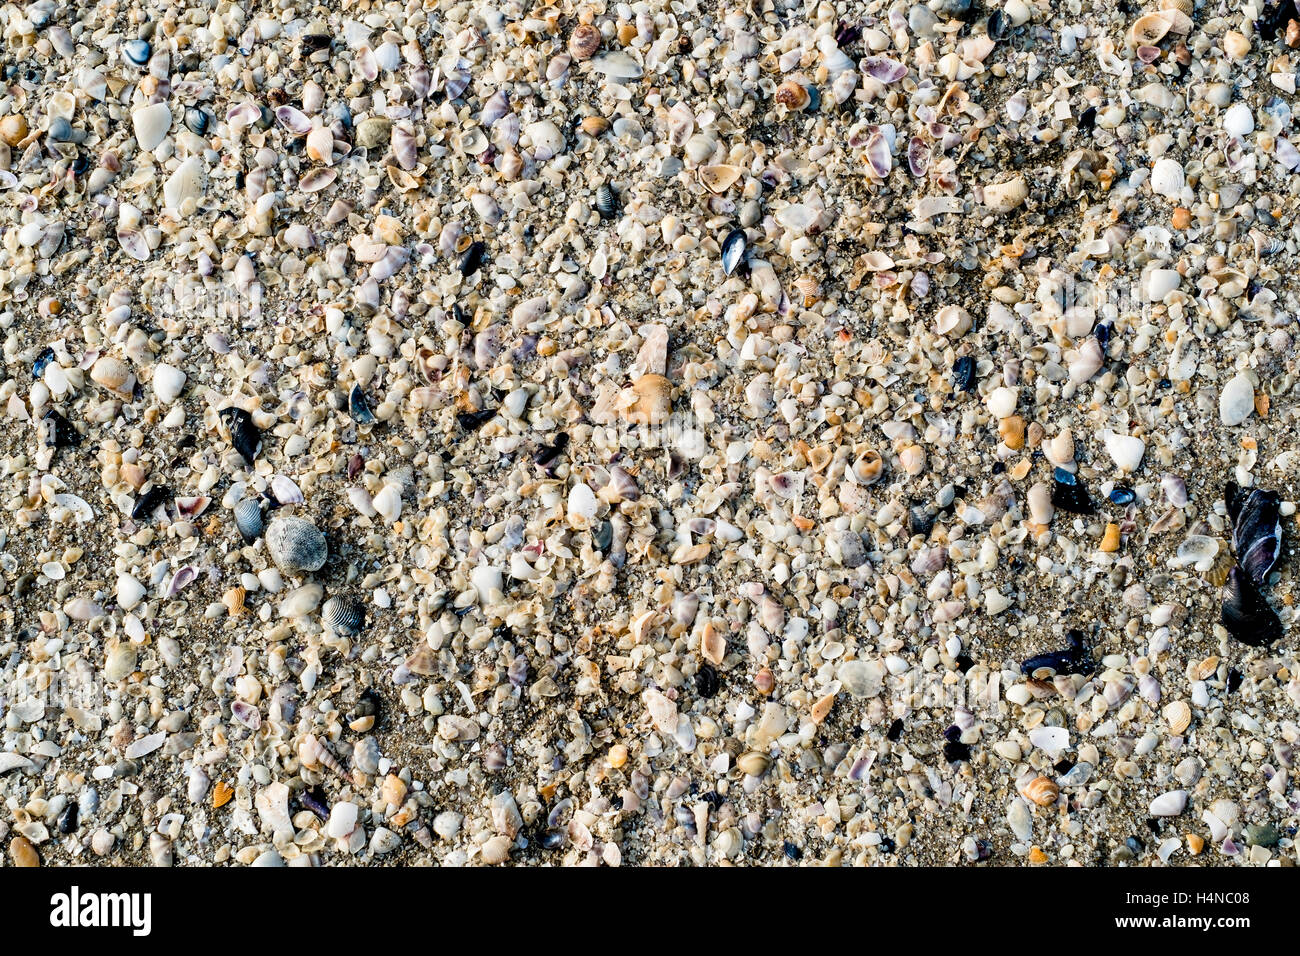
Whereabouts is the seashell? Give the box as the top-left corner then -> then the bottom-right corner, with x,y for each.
699,164 -> 743,193
1051,467 -> 1093,515
862,56 -> 908,82
1160,474 -> 1187,507
626,374 -> 672,425
233,497 -> 265,542
152,363 -> 186,404
523,120 -> 564,161
1150,157 -> 1185,198
1170,534 -> 1219,571
1149,789 -> 1188,817
983,176 -> 1028,213
1027,726 -> 1069,758
349,385 -> 376,425
459,240 -> 486,276
1021,775 -> 1059,807
1021,629 -> 1086,677
223,586 -> 247,617
175,496 -> 210,518
1027,482 -> 1054,525
266,516 -> 328,575
221,407 -> 261,466
1066,336 -> 1104,384
934,304 -> 971,336
1219,372 -> 1255,426
123,38 -> 152,66
1225,482 -> 1282,585
91,356 -> 135,397
863,129 -> 892,178
323,596 -> 365,635
1102,431 -> 1145,473
392,125 -> 417,170
568,23 -> 602,60
667,101 -> 695,147
299,166 -> 338,194
372,483 -> 402,523
774,80 -> 812,110
908,136 -> 929,177
1129,11 -> 1174,47
131,102 -> 171,151
131,485 -> 170,521
720,227 -> 747,275
275,105 -> 312,136
270,475 -> 304,506
306,126 -> 335,165
1163,700 -> 1191,735
300,734 -> 347,777
279,583 -> 322,618
1221,565 -> 1282,646
596,183 -> 618,219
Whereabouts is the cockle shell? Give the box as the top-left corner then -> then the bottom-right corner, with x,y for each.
233,498 -> 265,542
265,516 -> 328,574
322,596 -> 365,635
1163,700 -> 1191,735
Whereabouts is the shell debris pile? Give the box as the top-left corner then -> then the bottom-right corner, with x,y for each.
1,0 -> 1300,868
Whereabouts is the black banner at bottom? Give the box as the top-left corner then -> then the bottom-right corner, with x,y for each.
0,863 -> 1284,943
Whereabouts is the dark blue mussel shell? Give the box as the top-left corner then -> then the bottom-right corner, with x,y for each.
1225,482 -> 1282,586
1222,565 -> 1282,646
1051,467 -> 1094,514
1022,629 -> 1087,676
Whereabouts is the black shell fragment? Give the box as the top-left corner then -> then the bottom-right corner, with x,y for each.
131,485 -> 171,521
720,227 -> 747,276
1222,565 -> 1283,646
57,802 -> 78,834
534,432 -> 569,471
220,407 -> 261,466
42,408 -> 79,448
1225,482 -> 1282,586
348,384 -> 376,425
952,355 -> 976,393
297,785 -> 331,823
695,663 -> 720,698
1051,467 -> 1094,514
457,407 -> 497,430
458,240 -> 486,276
1021,629 -> 1087,676
1257,0 -> 1300,41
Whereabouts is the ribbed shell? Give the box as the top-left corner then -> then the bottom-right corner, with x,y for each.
322,596 -> 364,634
266,516 -> 327,574
233,498 -> 264,542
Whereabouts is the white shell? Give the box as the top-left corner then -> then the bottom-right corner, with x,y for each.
1150,158 -> 1185,198
1219,372 -> 1254,426
1102,431 -> 1146,473
152,363 -> 186,404
1149,789 -> 1188,817
132,102 -> 172,151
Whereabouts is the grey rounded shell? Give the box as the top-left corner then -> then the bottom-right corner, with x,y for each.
322,596 -> 364,634
265,516 -> 327,574
233,498 -> 265,542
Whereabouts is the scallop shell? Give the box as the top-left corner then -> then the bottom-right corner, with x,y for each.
1021,775 -> 1060,807
322,596 -> 365,635
1163,701 -> 1191,735
233,498 -> 265,542
266,516 -> 328,574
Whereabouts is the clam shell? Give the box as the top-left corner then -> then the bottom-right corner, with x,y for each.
1021,775 -> 1059,807
266,516 -> 328,574
233,498 -> 265,542
299,167 -> 337,192
322,596 -> 365,635
1163,700 -> 1191,735
699,164 -> 743,193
